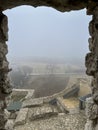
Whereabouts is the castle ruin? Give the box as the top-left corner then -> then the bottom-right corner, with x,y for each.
0,0 -> 98,129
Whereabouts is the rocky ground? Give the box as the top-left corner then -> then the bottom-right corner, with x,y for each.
14,111 -> 86,130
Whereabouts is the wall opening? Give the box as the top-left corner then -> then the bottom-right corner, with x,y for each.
4,6 -> 91,98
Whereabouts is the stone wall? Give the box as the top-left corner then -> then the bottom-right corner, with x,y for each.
0,12 -> 12,130
85,6 -> 98,130
0,0 -> 87,12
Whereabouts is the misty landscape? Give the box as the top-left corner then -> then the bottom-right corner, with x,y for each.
8,57 -> 86,98
5,6 -> 91,98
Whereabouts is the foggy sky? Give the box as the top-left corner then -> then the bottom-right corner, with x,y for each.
4,6 -> 91,61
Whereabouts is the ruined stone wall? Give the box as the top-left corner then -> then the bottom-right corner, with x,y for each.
0,12 -> 12,130
85,6 -> 98,130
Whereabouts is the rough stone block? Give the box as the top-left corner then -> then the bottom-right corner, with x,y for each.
85,97 -> 94,119
84,119 -> 93,130
85,53 -> 98,76
9,112 -> 17,119
4,109 -> 10,119
30,106 -> 58,120
5,119 -> 14,130
22,98 -> 43,108
15,108 -> 28,126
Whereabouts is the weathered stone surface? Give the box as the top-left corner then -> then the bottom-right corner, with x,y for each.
1,14 -> 8,41
0,111 -> 7,129
95,124 -> 98,130
0,12 -> 12,129
85,98 -> 93,119
22,98 -> 43,108
0,43 -> 8,55
88,38 -> 95,53
0,0 -> 88,12
93,92 -> 98,103
15,108 -> 28,126
12,89 -> 35,102
14,112 -> 86,130
89,20 -> 94,37
85,95 -> 98,121
84,119 -> 93,130
90,104 -> 98,120
85,6 -> 98,129
4,109 -> 10,120
85,53 -> 98,76
91,78 -> 98,94
29,106 -> 58,120
9,112 -> 17,119
5,119 -> 14,130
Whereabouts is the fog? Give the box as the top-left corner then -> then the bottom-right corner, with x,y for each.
3,6 -> 92,97
4,6 -> 91,64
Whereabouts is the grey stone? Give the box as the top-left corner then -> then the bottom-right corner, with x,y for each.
1,15 -> 8,41
15,108 -> 28,126
14,112 -> 86,130
0,12 -> 11,130
84,119 -> 93,130
89,20 -> 94,37
0,0 -> 88,12
29,106 -> 58,120
9,112 -> 17,119
22,98 -> 43,108
4,109 -> 10,120
88,38 -> 95,52
95,124 -> 98,130
85,97 -> 94,119
85,7 -> 98,129
5,119 -> 14,130
85,53 -> 98,76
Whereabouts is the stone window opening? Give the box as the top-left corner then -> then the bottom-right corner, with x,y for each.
3,6 -> 91,98
0,1 -> 98,130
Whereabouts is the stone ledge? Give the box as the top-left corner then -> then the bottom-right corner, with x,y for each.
22,98 -> 43,108
29,106 -> 58,121
5,119 -> 14,130
14,108 -> 28,126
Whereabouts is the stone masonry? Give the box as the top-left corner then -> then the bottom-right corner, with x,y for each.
0,12 -> 12,130
85,5 -> 98,130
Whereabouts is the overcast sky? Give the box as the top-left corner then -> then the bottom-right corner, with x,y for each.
4,6 -> 91,62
